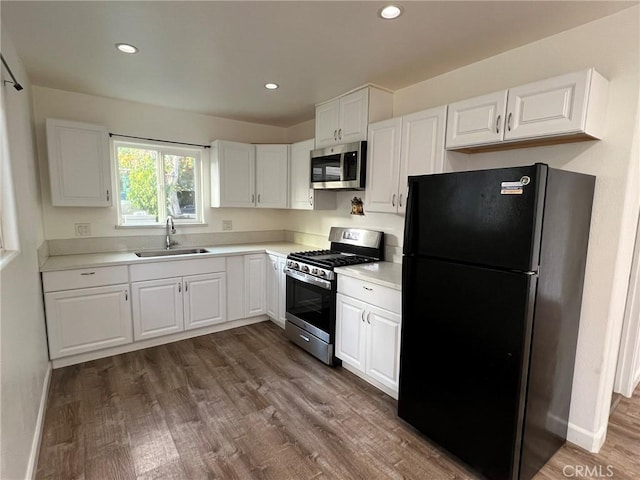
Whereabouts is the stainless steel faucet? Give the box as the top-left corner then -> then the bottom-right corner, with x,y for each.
165,215 -> 177,249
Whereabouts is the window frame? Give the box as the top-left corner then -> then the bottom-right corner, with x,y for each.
113,139 -> 204,227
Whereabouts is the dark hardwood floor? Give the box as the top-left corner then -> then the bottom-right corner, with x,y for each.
36,322 -> 640,480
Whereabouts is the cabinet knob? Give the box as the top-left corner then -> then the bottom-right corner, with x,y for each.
125,289 -> 128,301
334,129 -> 337,141
507,112 -> 513,131
106,189 -> 110,202
399,194 -> 403,207
496,114 -> 501,134
178,282 -> 182,293
392,194 -> 396,207
309,196 -> 313,206
361,310 -> 365,322
251,194 -> 255,203
366,312 -> 371,324
338,128 -> 342,140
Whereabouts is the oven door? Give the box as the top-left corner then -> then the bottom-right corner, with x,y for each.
285,268 -> 334,343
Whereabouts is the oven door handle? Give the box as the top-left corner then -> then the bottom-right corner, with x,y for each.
284,268 -> 332,290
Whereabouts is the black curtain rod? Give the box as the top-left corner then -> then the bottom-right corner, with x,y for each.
109,132 -> 210,149
0,53 -> 24,91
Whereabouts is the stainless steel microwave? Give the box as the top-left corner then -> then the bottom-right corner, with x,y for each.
310,141 -> 367,190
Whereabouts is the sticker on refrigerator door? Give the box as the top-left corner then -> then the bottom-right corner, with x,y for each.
501,181 -> 524,195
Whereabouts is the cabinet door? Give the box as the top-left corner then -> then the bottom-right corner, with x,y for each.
132,277 -> 184,340
336,293 -> 367,373
214,141 -> 256,207
398,106 -> 447,214
365,117 -> 402,214
365,304 -> 402,392
256,144 -> 289,209
445,90 -> 508,149
46,118 -> 111,207
44,284 -> 132,359
277,258 -> 287,328
226,255 -> 245,321
290,139 -> 337,211
183,273 -> 226,330
315,100 -> 340,148
244,254 -> 267,317
266,254 -> 279,321
290,139 -> 314,210
339,88 -> 369,144
504,70 -> 590,141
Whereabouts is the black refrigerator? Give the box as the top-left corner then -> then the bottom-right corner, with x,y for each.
398,164 -> 595,480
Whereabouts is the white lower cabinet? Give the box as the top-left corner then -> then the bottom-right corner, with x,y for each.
42,265 -> 132,359
44,284 -> 132,359
132,277 -> 184,340
336,276 -> 402,398
183,273 -> 226,330
266,254 -> 287,328
227,254 -> 267,320
132,272 -> 227,341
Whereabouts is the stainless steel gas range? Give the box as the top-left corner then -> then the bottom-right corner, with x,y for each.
284,227 -> 384,365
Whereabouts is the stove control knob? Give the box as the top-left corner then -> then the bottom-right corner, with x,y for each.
292,262 -> 299,270
301,265 -> 309,273
311,268 -> 318,275
317,270 -> 326,277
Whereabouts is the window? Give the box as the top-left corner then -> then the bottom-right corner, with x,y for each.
115,141 -> 203,226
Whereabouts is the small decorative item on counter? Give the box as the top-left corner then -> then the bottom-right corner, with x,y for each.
351,197 -> 364,215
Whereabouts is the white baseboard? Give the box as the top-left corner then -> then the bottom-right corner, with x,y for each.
25,362 -> 52,480
566,420 -> 607,453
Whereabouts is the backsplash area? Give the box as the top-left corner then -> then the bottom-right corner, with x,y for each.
43,229 -> 402,263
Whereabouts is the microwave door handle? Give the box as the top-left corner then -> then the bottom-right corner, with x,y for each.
339,152 -> 345,181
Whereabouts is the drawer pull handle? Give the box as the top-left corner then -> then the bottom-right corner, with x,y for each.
363,286 -> 373,291
361,310 -> 365,322
80,272 -> 96,276
299,334 -> 310,342
178,283 -> 182,293
366,312 -> 371,324
125,290 -> 128,301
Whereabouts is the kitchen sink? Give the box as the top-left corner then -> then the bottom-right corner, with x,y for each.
135,248 -> 210,258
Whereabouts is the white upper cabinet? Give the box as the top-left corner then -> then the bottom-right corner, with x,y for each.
46,118 -> 112,207
365,118 -> 403,214
504,69 -> 608,141
445,68 -> 609,151
210,140 -> 256,207
289,139 -> 336,210
398,106 -> 447,214
315,101 -> 341,148
365,105 -> 447,215
255,144 -> 289,209
211,141 -> 290,209
446,91 -> 508,149
315,86 -> 393,148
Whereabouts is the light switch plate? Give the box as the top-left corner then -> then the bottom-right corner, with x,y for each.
222,220 -> 232,231
74,223 -> 91,236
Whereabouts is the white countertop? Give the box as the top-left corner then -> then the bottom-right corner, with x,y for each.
40,242 -> 313,272
335,262 -> 402,290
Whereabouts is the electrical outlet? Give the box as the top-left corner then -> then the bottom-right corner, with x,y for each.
222,220 -> 232,231
74,223 -> 91,236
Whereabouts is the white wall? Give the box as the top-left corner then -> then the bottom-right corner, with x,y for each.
0,32 -> 50,479
31,86 -> 294,240
392,8 -> 640,452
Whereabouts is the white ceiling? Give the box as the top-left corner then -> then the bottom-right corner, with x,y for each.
1,1 -> 636,127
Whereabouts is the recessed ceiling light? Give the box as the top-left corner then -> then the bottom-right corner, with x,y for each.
379,5 -> 403,20
115,43 -> 138,54
264,83 -> 279,90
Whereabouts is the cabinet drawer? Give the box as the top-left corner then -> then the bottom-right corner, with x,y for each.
337,276 -> 401,313
43,265 -> 129,292
130,257 -> 225,282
